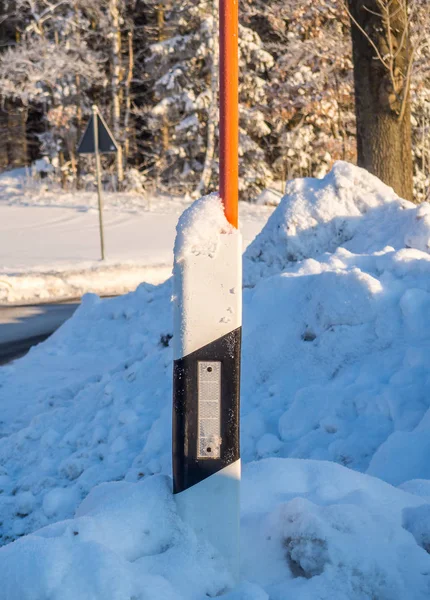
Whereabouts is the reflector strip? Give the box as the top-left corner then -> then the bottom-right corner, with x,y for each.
197,361 -> 221,458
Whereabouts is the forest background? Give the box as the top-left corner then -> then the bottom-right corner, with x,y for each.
0,0 -> 429,202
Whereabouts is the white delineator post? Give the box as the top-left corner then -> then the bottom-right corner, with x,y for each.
172,200 -> 241,579
173,0 -> 240,579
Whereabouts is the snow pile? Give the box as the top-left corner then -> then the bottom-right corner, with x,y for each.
0,262 -> 171,304
240,246 -> 430,476
0,282 -> 172,544
255,186 -> 283,206
2,162 -> 430,596
0,475 -> 233,600
2,459 -> 430,599
239,163 -> 430,483
240,459 -> 430,599
244,161 -> 428,286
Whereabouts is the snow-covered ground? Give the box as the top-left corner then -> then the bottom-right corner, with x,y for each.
0,169 -> 272,303
2,162 -> 430,598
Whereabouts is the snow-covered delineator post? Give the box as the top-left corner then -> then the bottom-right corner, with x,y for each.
172,0 -> 241,581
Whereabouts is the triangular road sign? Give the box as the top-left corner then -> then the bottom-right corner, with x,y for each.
77,111 -> 119,154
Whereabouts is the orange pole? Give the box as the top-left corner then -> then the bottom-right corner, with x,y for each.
219,0 -> 239,229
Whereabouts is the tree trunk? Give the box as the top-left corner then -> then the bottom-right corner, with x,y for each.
74,2 -> 83,189
123,30 -> 134,162
348,0 -> 414,201
157,5 -> 170,168
195,2 -> 219,197
110,0 -> 124,186
157,5 -> 165,41
7,103 -> 27,167
58,150 -> 67,189
0,105 -> 9,170
0,4 -> 27,169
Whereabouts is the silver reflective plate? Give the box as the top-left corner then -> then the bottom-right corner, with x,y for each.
197,361 -> 221,458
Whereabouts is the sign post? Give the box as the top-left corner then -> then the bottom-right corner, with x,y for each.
92,106 -> 105,261
172,0 -> 241,581
77,105 -> 119,261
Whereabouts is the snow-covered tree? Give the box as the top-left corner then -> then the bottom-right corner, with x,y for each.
410,0 -> 430,201
263,0 -> 356,183
143,0 -> 274,199
143,0 -> 214,195
238,23 -> 274,198
0,0 -> 136,187
0,36 -> 102,109
1,0 -> 430,202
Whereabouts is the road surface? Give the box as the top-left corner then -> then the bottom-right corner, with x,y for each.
0,302 -> 79,364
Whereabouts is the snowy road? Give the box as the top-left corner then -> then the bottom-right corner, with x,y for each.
0,205 -> 182,268
0,203 -> 272,303
0,204 -> 268,269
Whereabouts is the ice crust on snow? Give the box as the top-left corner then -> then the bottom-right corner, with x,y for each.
2,162 -> 430,597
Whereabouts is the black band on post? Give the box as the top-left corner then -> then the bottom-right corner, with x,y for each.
172,327 -> 241,494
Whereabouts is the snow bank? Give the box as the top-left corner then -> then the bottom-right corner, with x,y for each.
0,281 -> 172,544
255,186 -> 283,206
0,475 -> 232,600
3,163 -> 430,538
2,163 -> 430,596
241,459 -> 430,599
244,161 -> 428,286
1,459 -> 430,599
0,262 -> 171,304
